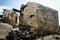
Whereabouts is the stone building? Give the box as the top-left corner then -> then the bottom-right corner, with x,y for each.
3,9 -> 20,27
20,2 -> 59,33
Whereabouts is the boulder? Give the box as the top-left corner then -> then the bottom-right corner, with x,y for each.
0,23 -> 13,39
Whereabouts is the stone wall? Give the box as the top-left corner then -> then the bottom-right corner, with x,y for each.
20,2 -> 59,33
3,10 -> 20,27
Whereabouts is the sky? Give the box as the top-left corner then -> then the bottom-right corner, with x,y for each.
0,0 -> 60,25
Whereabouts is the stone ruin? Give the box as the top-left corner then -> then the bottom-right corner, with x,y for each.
3,9 -> 20,28
20,2 -> 59,33
0,15 -> 3,22
0,2 -> 60,40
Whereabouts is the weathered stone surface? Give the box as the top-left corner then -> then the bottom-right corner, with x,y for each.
0,23 -> 13,39
36,35 -> 60,40
3,10 -> 20,27
20,2 -> 59,33
0,2 -> 59,40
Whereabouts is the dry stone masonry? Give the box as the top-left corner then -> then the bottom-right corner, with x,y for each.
3,9 -> 20,28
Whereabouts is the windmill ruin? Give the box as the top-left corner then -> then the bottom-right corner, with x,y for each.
0,2 -> 60,40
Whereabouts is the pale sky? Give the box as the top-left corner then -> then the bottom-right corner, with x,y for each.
0,0 -> 60,25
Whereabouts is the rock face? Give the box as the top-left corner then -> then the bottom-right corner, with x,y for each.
0,23 -> 13,39
3,10 -> 20,27
20,2 -> 59,33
